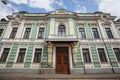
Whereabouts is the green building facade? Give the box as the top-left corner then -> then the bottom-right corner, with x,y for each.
0,10 -> 120,74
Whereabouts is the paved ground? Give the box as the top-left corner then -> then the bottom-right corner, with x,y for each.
0,73 -> 120,80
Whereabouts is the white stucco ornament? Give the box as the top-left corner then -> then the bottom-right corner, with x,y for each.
101,14 -> 109,22
14,14 -> 22,22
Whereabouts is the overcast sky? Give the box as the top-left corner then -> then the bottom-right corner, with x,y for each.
0,0 -> 120,20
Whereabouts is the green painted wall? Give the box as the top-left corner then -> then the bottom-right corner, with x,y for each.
73,43 -> 83,68
24,43 -> 34,68
30,21 -> 38,41
46,19 -> 50,38
85,21 -> 100,68
106,44 -> 118,67
85,22 -> 93,39
41,45 -> 51,68
6,44 -> 19,68
90,45 -> 100,67
73,20 -> 78,38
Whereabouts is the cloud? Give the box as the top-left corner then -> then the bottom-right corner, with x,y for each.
0,2 -> 19,19
8,0 -> 55,11
28,0 -> 54,11
97,0 -> 120,19
9,0 -> 28,5
75,5 -> 87,13
53,0 -> 67,10
72,0 -> 87,13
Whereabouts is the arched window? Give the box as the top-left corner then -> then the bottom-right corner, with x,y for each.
58,25 -> 66,35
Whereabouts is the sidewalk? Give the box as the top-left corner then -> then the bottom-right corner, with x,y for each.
0,73 -> 120,80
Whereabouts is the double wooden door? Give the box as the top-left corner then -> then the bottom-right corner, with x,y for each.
56,47 -> 70,74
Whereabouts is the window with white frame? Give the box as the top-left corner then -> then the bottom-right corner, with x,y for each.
38,28 -> 44,39
0,48 -> 10,62
0,29 -> 4,37
79,28 -> 86,39
98,48 -> 107,62
33,48 -> 42,63
113,48 -> 120,62
17,48 -> 26,63
105,28 -> 114,38
58,25 -> 66,35
23,28 -> 31,39
9,27 -> 18,39
82,48 -> 91,63
92,28 -> 100,39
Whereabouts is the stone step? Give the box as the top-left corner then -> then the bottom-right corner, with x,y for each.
0,73 -> 120,80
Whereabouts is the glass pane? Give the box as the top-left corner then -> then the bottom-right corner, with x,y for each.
0,48 -> 10,62
23,28 -> 31,39
0,29 -> 4,37
79,28 -> 86,39
33,49 -> 42,63
82,49 -> 91,63
17,48 -> 26,63
105,28 -> 113,38
114,48 -> 120,62
98,48 -> 107,62
58,25 -> 66,35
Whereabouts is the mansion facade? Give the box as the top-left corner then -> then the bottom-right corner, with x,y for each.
0,9 -> 120,74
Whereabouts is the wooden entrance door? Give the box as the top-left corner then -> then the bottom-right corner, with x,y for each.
56,47 -> 70,74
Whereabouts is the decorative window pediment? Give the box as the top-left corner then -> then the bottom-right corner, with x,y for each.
24,23 -> 33,27
101,22 -> 111,26
77,23 -> 85,27
11,21 -> 21,26
88,23 -> 97,27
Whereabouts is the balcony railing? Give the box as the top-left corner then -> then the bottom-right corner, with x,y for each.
0,38 -> 120,44
46,34 -> 79,41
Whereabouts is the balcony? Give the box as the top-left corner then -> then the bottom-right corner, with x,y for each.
46,34 -> 79,42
